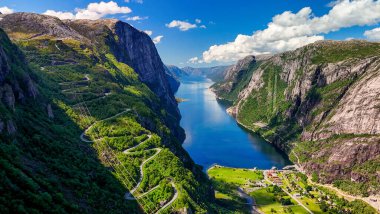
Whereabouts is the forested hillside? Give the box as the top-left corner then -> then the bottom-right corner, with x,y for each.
0,12 -> 214,213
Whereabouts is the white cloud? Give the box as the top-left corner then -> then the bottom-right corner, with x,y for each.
0,6 -> 14,14
364,27 -> 380,40
166,20 -> 197,31
188,57 -> 199,64
126,16 -> 148,21
43,1 -> 132,20
187,56 -> 204,64
153,35 -> 163,44
44,10 -> 75,19
125,0 -> 143,3
195,19 -> 201,24
143,30 -> 153,36
201,0 -> 380,63
200,25 -> 206,29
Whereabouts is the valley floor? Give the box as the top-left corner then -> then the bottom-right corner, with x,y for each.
208,165 -> 379,214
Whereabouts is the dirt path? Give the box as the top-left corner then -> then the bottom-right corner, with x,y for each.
264,170 -> 313,214
292,151 -> 380,212
237,187 -> 262,214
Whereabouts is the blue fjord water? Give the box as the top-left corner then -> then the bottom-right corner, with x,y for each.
176,76 -> 292,170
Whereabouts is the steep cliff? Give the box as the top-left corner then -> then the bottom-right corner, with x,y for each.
0,12 -> 214,213
211,55 -> 257,102
164,65 -> 181,93
214,40 -> 380,196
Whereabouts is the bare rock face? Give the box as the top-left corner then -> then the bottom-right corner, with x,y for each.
47,104 -> 54,119
0,12 -> 183,140
224,40 -> 380,191
0,13 -> 84,40
113,21 -> 179,116
0,46 -> 9,83
315,64 -> 380,139
6,120 -> 16,135
224,55 -> 256,81
62,18 -> 179,118
0,119 -> 4,133
1,83 -> 15,109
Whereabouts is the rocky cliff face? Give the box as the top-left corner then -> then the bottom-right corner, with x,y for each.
211,55 -> 256,101
164,65 -> 181,93
0,12 -> 184,140
0,28 -> 38,135
215,40 -> 380,195
0,13 -> 179,119
0,13 -> 214,212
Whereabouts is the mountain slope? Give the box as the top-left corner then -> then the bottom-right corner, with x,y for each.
182,65 -> 230,82
0,12 -> 214,213
213,40 -> 380,196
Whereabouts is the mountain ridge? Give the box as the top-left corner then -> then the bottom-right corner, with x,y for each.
212,39 -> 380,197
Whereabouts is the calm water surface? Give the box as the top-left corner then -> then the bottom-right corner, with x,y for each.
176,76 -> 292,170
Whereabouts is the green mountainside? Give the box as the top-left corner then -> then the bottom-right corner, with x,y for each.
0,13 -> 215,213
212,40 -> 380,197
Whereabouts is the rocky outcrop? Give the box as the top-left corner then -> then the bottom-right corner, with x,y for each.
0,13 -> 184,141
0,46 -> 9,83
112,21 -> 179,116
164,66 -> 181,93
215,40 -> 380,194
0,13 -> 179,119
224,55 -> 255,81
0,13 -> 85,40
212,56 -> 256,99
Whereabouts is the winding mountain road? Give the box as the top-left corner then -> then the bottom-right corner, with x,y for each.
79,110 -> 178,213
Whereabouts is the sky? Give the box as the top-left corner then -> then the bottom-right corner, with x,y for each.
1,0 -> 380,67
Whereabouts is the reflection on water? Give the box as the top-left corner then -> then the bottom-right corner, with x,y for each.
176,76 -> 292,170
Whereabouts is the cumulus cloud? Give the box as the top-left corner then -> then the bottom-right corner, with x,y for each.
187,56 -> 204,64
153,35 -> 163,44
166,20 -> 197,31
143,30 -> 153,36
195,19 -> 201,24
44,10 -> 75,19
364,27 -> 380,40
201,0 -> 380,63
126,16 -> 148,21
43,1 -> 131,20
0,6 -> 14,14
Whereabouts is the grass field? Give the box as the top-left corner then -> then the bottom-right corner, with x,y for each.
208,166 -> 264,185
250,187 -> 309,214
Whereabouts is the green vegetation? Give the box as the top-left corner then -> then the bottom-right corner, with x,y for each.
212,62 -> 260,102
207,166 -> 264,213
311,41 -> 380,64
0,26 -> 214,213
208,166 -> 264,185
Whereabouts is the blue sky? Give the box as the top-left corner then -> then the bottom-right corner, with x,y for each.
1,0 -> 380,67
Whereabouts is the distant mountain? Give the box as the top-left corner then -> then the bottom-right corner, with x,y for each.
164,65 -> 189,93
166,65 -> 189,79
181,65 -> 231,82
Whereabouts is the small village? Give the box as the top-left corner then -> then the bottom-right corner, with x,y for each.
208,165 -> 380,214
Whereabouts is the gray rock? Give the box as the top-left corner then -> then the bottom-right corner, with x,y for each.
0,119 -> 4,133
47,104 -> 54,119
6,120 -> 16,135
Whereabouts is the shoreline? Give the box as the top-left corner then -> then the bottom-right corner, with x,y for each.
209,89 -> 380,212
